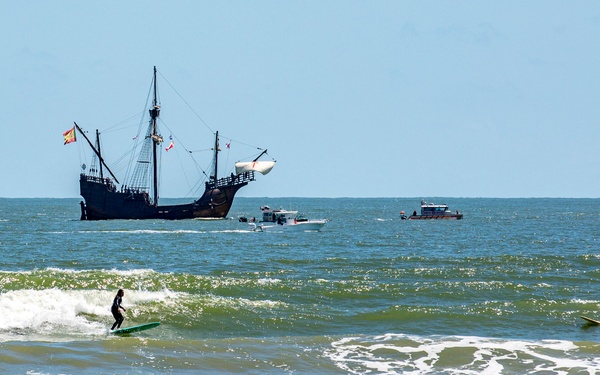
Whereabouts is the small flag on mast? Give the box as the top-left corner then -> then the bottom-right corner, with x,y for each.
165,141 -> 174,152
63,126 -> 77,145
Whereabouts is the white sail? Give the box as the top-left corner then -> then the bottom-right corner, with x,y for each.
235,161 -> 276,175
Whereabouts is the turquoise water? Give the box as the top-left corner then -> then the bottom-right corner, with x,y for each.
0,197 -> 599,374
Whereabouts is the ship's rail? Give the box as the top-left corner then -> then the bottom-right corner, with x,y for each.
80,174 -> 108,184
82,171 -> 255,193
206,171 -> 255,189
80,174 -> 119,191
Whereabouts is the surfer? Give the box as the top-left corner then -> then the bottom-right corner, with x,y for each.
110,289 -> 127,330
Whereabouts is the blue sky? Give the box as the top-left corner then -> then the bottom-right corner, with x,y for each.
1,1 -> 599,198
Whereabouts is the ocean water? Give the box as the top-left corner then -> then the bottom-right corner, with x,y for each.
0,197 -> 600,374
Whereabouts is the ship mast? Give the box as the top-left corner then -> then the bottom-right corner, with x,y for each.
213,131 -> 219,186
73,122 -> 119,184
96,129 -> 103,180
149,66 -> 161,206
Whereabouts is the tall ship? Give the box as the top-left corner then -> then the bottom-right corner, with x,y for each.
72,66 -> 275,220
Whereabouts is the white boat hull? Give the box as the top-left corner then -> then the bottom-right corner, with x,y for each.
251,220 -> 327,232
247,205 -> 327,232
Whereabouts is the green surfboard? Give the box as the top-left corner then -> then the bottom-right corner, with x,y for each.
581,316 -> 600,325
112,322 -> 161,334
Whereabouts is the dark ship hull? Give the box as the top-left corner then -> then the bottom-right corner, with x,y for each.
79,172 -> 253,220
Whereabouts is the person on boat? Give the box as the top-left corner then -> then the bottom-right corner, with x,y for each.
110,289 -> 127,330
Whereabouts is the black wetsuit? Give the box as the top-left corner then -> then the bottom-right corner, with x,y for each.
111,295 -> 126,330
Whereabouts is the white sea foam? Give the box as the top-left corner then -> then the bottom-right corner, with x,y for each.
209,229 -> 256,233
571,298 -> 599,304
104,268 -> 165,277
325,333 -> 600,374
0,267 -> 164,277
0,288 -> 180,341
202,293 -> 286,309
257,278 -> 282,285
75,229 -> 208,234
74,228 -> 256,234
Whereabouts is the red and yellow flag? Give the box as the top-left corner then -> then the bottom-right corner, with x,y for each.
63,126 -> 76,145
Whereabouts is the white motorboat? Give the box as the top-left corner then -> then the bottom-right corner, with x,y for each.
248,206 -> 327,232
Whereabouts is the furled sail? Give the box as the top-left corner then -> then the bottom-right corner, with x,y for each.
235,161 -> 276,175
